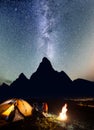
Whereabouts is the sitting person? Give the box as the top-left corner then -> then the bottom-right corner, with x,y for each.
42,102 -> 48,117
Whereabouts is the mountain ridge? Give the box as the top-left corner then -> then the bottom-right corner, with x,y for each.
0,57 -> 94,102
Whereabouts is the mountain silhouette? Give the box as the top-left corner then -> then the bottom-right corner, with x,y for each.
35,57 -> 54,72
0,57 -> 94,102
9,73 -> 29,98
30,57 -> 72,97
72,79 -> 94,97
11,73 -> 28,87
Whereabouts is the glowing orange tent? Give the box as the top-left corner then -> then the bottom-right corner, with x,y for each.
0,98 -> 33,121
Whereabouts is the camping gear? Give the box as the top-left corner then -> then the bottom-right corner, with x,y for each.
0,98 -> 33,121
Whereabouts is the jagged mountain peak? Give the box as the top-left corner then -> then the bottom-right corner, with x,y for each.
59,71 -> 72,82
42,57 -> 51,63
36,57 -> 54,73
1,83 -> 9,87
10,73 -> 28,87
30,57 -> 72,85
18,73 -> 27,79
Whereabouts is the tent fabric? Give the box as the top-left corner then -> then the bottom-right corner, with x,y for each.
0,104 -> 12,114
2,104 -> 14,116
0,98 -> 33,121
13,109 -> 24,121
1,99 -> 15,105
0,99 -> 16,114
16,99 -> 32,116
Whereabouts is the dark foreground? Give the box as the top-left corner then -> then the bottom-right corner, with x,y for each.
0,98 -> 94,130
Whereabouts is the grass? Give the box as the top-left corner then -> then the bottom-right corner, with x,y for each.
0,113 -> 65,130
35,117 -> 58,130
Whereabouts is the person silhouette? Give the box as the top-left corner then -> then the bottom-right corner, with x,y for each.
42,102 -> 48,113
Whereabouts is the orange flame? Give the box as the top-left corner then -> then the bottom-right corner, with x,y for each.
57,103 -> 68,121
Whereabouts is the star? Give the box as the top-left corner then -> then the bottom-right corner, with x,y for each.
14,7 -> 18,12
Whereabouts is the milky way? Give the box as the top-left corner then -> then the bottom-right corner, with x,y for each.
34,0 -> 57,59
0,0 -> 94,84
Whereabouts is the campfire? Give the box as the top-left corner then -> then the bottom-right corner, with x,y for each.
57,103 -> 68,121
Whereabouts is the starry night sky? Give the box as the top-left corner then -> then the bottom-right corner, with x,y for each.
0,0 -> 94,84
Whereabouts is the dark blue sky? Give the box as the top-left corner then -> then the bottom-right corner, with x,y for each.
0,0 -> 94,84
